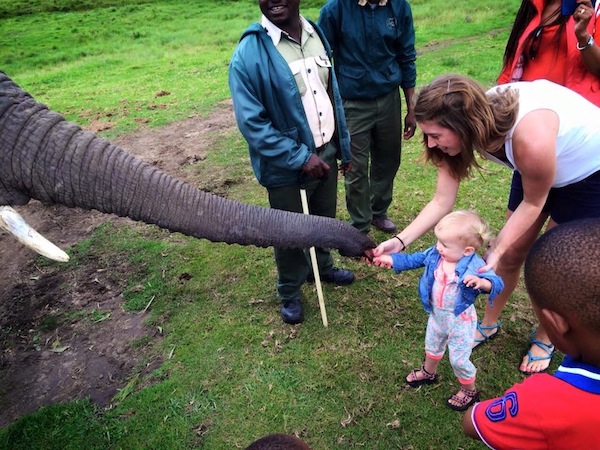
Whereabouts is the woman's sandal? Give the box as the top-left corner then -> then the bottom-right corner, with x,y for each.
405,365 -> 438,388
520,329 -> 555,375
447,386 -> 480,412
472,320 -> 502,350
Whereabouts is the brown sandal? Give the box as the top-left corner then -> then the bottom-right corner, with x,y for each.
447,386 -> 480,411
405,365 -> 438,388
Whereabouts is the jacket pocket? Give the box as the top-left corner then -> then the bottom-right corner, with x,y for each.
339,64 -> 366,80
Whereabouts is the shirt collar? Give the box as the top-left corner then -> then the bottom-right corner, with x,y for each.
554,355 -> 600,394
358,0 -> 388,6
261,15 -> 314,46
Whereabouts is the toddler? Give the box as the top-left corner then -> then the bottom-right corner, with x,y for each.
373,210 -> 504,410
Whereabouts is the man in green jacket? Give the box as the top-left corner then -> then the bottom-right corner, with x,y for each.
229,0 -> 354,324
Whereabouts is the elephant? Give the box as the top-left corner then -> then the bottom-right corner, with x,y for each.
0,71 -> 375,260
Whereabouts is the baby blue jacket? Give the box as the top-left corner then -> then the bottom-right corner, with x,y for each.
391,246 -> 505,316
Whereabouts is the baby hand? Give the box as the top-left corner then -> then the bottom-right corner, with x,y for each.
463,275 -> 491,292
464,275 -> 482,288
372,254 -> 393,269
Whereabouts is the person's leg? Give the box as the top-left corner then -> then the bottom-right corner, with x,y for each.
447,308 -> 478,410
305,142 -> 338,275
301,142 -> 354,285
343,98 -> 376,233
475,172 -> 549,346
268,185 -> 310,320
475,209 -> 547,341
521,170 -> 600,371
519,218 -> 557,373
370,89 -> 401,220
406,309 -> 445,385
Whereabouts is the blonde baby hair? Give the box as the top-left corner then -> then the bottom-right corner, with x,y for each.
434,210 -> 493,250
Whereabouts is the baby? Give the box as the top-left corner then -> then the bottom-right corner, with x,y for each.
373,210 -> 504,411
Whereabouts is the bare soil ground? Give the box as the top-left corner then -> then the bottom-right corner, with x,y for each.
0,101 -> 237,427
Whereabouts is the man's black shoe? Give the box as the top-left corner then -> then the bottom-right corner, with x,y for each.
306,267 -> 354,286
280,298 -> 304,324
372,215 -> 398,233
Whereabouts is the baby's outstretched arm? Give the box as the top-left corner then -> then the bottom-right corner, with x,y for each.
372,254 -> 394,269
463,275 -> 492,292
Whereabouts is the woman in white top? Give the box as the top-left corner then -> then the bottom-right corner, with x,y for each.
372,74 -> 600,374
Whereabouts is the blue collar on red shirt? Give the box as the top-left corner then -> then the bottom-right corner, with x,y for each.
554,355 -> 600,394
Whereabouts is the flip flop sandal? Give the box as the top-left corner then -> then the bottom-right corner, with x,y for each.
447,387 -> 480,412
405,365 -> 438,388
473,319 -> 502,350
520,330 -> 555,375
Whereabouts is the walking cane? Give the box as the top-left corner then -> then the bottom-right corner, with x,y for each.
299,188 -> 328,327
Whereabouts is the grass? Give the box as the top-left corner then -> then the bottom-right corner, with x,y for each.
0,0 -> 559,449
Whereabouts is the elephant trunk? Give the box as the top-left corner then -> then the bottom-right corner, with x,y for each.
0,72 -> 375,257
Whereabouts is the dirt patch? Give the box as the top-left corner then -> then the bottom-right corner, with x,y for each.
0,100 -> 238,427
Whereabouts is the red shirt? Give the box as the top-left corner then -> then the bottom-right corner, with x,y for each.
498,0 -> 600,106
520,24 -> 568,85
471,357 -> 600,449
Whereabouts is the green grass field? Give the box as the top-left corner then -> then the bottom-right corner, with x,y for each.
0,1 -> 558,448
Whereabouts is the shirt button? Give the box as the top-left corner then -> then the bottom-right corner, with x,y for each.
313,90 -> 317,94
308,69 -> 311,73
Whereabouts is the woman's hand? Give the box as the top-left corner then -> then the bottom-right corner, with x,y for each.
574,1 -> 594,42
478,241 -> 501,274
372,237 -> 405,257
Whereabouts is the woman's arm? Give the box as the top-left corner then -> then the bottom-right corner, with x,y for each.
372,161 -> 459,256
482,110 -> 557,271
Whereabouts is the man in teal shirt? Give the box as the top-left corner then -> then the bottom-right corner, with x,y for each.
229,0 -> 354,324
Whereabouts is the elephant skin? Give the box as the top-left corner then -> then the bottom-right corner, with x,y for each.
0,71 -> 375,257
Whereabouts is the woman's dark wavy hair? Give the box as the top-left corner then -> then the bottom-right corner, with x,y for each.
414,74 -> 518,180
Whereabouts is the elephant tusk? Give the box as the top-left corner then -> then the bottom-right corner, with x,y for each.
0,206 -> 70,262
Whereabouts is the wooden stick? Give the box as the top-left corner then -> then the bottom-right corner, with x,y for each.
299,189 -> 328,327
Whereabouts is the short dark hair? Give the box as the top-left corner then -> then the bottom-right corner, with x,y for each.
525,219 -> 600,331
245,433 -> 311,450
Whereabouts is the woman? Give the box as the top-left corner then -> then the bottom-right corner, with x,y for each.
492,0 -> 600,372
371,74 -> 600,374
499,0 -> 600,104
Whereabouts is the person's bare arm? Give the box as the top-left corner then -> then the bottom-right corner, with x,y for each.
462,406 -> 481,440
403,86 -> 416,140
373,161 -> 459,256
481,110 -> 557,271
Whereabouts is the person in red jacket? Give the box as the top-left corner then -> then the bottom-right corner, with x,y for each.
474,0 -> 600,375
498,0 -> 600,103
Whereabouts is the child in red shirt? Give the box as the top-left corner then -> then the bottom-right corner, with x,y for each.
462,218 -> 600,449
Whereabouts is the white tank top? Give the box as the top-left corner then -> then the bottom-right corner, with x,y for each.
485,79 -> 600,187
